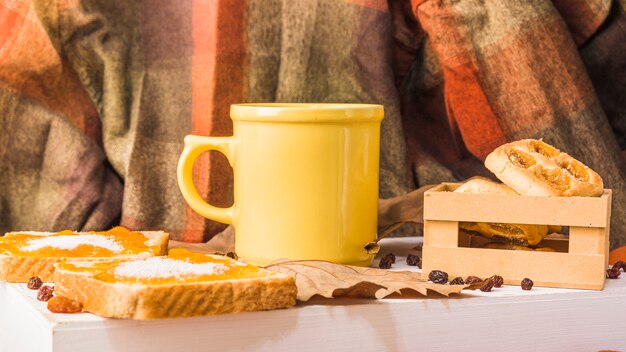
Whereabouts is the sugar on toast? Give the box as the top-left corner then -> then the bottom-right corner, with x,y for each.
0,227 -> 169,282
54,248 -> 297,319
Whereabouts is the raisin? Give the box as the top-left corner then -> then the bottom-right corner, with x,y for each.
417,260 -> 422,269
226,252 -> 238,260
450,277 -> 465,285
27,277 -> 43,290
428,270 -> 448,284
521,278 -> 534,290
406,254 -> 421,266
607,267 -> 621,279
465,276 -> 483,285
480,279 -> 494,292
47,296 -> 82,314
378,256 -> 393,269
492,275 -> 504,288
37,285 -> 54,302
384,253 -> 396,264
613,260 -> 624,271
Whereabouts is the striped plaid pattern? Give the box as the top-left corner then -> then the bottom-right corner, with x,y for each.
0,0 -> 407,242
404,0 -> 626,249
1,0 -> 625,249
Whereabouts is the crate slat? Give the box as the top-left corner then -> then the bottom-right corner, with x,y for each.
422,185 -> 612,290
424,187 -> 610,227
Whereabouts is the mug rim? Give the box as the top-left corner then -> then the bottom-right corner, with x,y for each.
230,103 -> 384,122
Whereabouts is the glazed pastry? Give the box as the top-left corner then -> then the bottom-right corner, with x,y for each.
484,139 -> 603,197
455,177 -> 550,246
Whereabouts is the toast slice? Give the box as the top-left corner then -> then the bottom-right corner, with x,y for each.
0,227 -> 168,282
54,249 -> 297,319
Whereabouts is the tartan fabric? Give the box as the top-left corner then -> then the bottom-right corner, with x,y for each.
1,0 -> 625,249
0,0 -> 408,242
402,0 -> 626,249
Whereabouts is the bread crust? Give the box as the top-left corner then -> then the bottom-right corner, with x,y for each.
454,177 -> 518,195
54,264 -> 297,319
0,231 -> 169,282
482,242 -> 556,252
459,222 -> 548,246
484,139 -> 603,197
454,177 -> 549,245
0,256 -> 57,282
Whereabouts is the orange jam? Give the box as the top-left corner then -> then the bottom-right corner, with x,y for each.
0,227 -> 161,258
58,249 -> 271,285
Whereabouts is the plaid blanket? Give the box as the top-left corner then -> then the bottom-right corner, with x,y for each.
1,0 -> 625,249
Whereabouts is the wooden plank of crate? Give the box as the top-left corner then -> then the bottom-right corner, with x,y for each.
603,190 -> 612,269
422,247 -> 605,290
423,187 -> 611,290
569,227 -> 606,255
424,189 -> 610,227
423,220 -> 458,247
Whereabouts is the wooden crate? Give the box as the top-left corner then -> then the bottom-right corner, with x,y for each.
422,183 -> 612,290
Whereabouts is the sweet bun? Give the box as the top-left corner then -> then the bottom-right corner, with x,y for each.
548,225 -> 562,234
482,242 -> 556,252
484,139 -> 603,197
454,177 -> 549,245
460,222 -> 548,246
454,177 -> 518,195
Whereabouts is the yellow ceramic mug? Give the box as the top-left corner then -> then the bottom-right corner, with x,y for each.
177,103 -> 383,266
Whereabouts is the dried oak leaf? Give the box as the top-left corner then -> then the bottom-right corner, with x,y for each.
265,260 -> 469,301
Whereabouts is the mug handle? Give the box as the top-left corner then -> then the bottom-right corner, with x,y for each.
177,134 -> 235,224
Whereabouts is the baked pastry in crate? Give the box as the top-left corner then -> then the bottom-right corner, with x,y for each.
454,177 -> 552,246
454,139 -> 602,248
481,242 -> 556,252
484,139 -> 603,197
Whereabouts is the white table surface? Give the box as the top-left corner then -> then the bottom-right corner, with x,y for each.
1,237 -> 625,352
